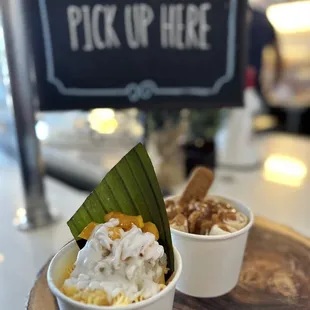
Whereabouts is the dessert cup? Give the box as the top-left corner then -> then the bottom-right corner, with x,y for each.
47,241 -> 182,310
167,195 -> 254,298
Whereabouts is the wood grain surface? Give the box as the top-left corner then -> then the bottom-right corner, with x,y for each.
27,217 -> 310,310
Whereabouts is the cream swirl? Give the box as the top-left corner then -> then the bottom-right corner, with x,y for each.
209,224 -> 231,236
64,218 -> 165,303
223,212 -> 248,231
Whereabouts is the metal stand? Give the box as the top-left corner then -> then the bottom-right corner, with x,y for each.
2,0 -> 57,230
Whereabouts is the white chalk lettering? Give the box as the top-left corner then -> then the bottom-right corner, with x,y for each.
175,4 -> 184,50
125,5 -> 139,49
199,3 -> 211,50
92,5 -> 105,49
67,5 -> 82,51
160,4 -> 176,48
104,5 -> 120,48
81,5 -> 94,51
125,4 -> 154,49
140,4 -> 154,47
160,5 -> 168,48
67,4 -> 120,51
160,3 -> 212,50
185,5 -> 199,49
67,2 -> 211,52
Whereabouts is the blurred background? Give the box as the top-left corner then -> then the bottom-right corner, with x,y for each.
1,0 -> 310,309
1,0 -> 310,193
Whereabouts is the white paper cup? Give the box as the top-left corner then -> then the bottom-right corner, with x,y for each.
167,195 -> 254,298
47,240 -> 182,310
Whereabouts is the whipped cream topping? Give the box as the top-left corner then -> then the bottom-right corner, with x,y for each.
64,219 -> 166,303
166,197 -> 249,236
223,212 -> 248,231
209,211 -> 247,236
209,224 -> 231,236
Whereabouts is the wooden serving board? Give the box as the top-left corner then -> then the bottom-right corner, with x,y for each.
27,217 -> 310,310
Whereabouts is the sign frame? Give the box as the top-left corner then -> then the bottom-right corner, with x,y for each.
27,0 -> 247,110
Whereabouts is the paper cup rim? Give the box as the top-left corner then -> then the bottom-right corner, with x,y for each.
166,194 -> 254,241
47,240 -> 182,310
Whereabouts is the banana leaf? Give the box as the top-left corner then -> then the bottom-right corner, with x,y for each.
67,143 -> 174,274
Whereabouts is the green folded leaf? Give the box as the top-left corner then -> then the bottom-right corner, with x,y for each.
67,143 -> 174,274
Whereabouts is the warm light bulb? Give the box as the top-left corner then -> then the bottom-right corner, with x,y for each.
88,109 -> 118,134
267,1 -> 310,33
263,154 -> 307,187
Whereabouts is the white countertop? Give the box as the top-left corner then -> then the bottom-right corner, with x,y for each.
0,133 -> 310,309
0,152 -> 88,310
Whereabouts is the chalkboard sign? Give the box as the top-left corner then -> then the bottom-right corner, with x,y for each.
27,0 -> 247,111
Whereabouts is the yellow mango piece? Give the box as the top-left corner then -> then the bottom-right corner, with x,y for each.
104,212 -> 144,231
108,227 -> 122,240
142,222 -> 159,240
78,222 -> 98,240
158,271 -> 165,285
62,284 -> 78,297
104,211 -> 123,222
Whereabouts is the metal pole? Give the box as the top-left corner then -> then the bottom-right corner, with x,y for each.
2,0 -> 57,230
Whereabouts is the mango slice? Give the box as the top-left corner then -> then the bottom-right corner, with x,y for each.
78,222 -> 98,240
108,227 -> 122,240
104,211 -> 123,222
104,212 -> 144,230
158,270 -> 166,285
142,222 -> 159,240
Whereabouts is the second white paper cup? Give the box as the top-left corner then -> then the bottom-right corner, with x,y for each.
168,195 -> 254,298
47,240 -> 182,310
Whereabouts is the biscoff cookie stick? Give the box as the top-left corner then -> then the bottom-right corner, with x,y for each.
178,166 -> 214,206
